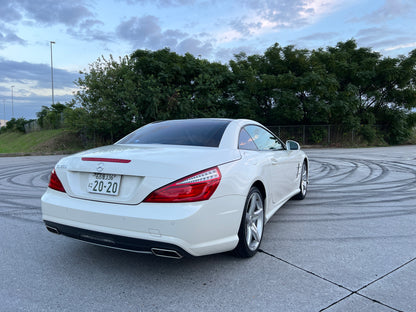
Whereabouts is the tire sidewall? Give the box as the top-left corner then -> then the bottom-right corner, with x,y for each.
294,161 -> 308,200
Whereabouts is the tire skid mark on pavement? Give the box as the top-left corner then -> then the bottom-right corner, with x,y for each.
1,151 -> 415,311
2,167 -> 51,188
267,157 -> 416,238
310,157 -> 416,184
295,156 -> 416,213
267,154 -> 416,312
0,162 -> 53,223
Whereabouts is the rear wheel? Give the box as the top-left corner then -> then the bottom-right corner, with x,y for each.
233,187 -> 264,258
293,161 -> 308,200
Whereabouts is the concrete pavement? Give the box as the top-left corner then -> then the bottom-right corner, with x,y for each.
0,146 -> 415,311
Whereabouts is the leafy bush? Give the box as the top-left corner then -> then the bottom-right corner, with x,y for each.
5,118 -> 27,133
359,124 -> 377,143
308,127 -> 327,144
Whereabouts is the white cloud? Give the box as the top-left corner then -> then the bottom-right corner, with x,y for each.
300,0 -> 344,17
216,0 -> 350,46
384,42 -> 416,52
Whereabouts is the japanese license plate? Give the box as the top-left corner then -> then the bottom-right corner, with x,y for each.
87,173 -> 121,196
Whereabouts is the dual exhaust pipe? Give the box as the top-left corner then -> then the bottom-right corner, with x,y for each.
45,225 -> 183,259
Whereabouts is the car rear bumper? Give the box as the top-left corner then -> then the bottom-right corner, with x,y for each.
41,189 -> 245,257
44,220 -> 189,259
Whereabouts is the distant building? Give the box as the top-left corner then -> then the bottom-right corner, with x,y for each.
0,119 -> 7,128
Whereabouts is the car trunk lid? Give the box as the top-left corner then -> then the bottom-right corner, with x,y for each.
54,144 -> 240,205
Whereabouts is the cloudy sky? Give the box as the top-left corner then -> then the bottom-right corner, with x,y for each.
0,0 -> 415,120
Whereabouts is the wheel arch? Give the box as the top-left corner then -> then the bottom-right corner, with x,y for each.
251,180 -> 266,211
252,180 -> 266,198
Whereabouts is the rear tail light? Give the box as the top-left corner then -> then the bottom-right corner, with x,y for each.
48,169 -> 66,193
144,167 -> 221,203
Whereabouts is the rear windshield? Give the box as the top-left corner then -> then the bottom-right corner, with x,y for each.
117,119 -> 231,147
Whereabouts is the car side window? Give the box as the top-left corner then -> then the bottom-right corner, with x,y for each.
239,129 -> 258,150
244,125 -> 284,151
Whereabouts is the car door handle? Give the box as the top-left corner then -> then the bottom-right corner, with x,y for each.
271,158 -> 279,165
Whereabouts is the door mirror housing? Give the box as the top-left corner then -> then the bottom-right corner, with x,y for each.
286,140 -> 300,151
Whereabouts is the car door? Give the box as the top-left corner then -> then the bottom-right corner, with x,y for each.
243,125 -> 294,205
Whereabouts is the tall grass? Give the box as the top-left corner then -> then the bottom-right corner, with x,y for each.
0,130 -> 82,154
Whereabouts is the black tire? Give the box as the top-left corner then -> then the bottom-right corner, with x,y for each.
233,187 -> 265,258
293,161 -> 308,200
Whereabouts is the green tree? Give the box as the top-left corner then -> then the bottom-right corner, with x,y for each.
59,41 -> 416,146
5,118 -> 28,133
74,55 -> 140,142
36,103 -> 66,129
131,49 -> 232,121
317,40 -> 416,143
72,49 -> 234,143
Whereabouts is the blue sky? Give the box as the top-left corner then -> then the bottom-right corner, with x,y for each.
0,0 -> 415,120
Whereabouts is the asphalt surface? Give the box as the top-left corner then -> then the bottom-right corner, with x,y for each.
0,146 -> 415,312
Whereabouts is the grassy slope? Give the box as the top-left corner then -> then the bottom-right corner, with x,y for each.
0,129 -> 83,154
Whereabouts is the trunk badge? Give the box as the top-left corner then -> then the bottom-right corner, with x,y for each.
97,163 -> 104,173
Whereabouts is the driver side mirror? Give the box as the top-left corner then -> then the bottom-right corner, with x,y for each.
286,140 -> 300,151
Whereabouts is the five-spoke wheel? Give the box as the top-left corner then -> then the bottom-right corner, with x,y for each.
233,187 -> 264,258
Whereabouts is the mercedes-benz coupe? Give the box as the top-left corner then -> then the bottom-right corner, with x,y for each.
41,119 -> 308,258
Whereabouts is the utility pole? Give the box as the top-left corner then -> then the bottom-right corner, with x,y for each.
11,85 -> 14,118
50,41 -> 55,105
3,99 -> 5,124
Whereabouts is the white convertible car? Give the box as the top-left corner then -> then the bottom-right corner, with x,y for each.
42,118 -> 308,258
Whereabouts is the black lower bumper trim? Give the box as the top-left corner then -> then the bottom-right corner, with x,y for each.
44,220 -> 190,258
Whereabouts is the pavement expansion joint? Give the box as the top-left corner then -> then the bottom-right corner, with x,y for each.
355,256 -> 416,293
259,249 -> 411,312
259,249 -> 351,291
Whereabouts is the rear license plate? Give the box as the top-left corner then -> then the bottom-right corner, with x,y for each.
87,173 -> 121,196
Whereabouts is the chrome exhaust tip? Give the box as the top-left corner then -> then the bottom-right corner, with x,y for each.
151,248 -> 183,259
46,225 -> 60,234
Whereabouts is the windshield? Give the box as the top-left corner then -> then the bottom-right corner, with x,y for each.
117,119 -> 231,147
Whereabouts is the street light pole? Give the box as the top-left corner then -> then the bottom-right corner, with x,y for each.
50,41 -> 55,106
11,85 -> 14,118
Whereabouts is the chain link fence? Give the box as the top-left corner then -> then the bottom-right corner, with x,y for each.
23,120 -> 388,147
267,124 -> 387,146
24,120 -> 41,132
